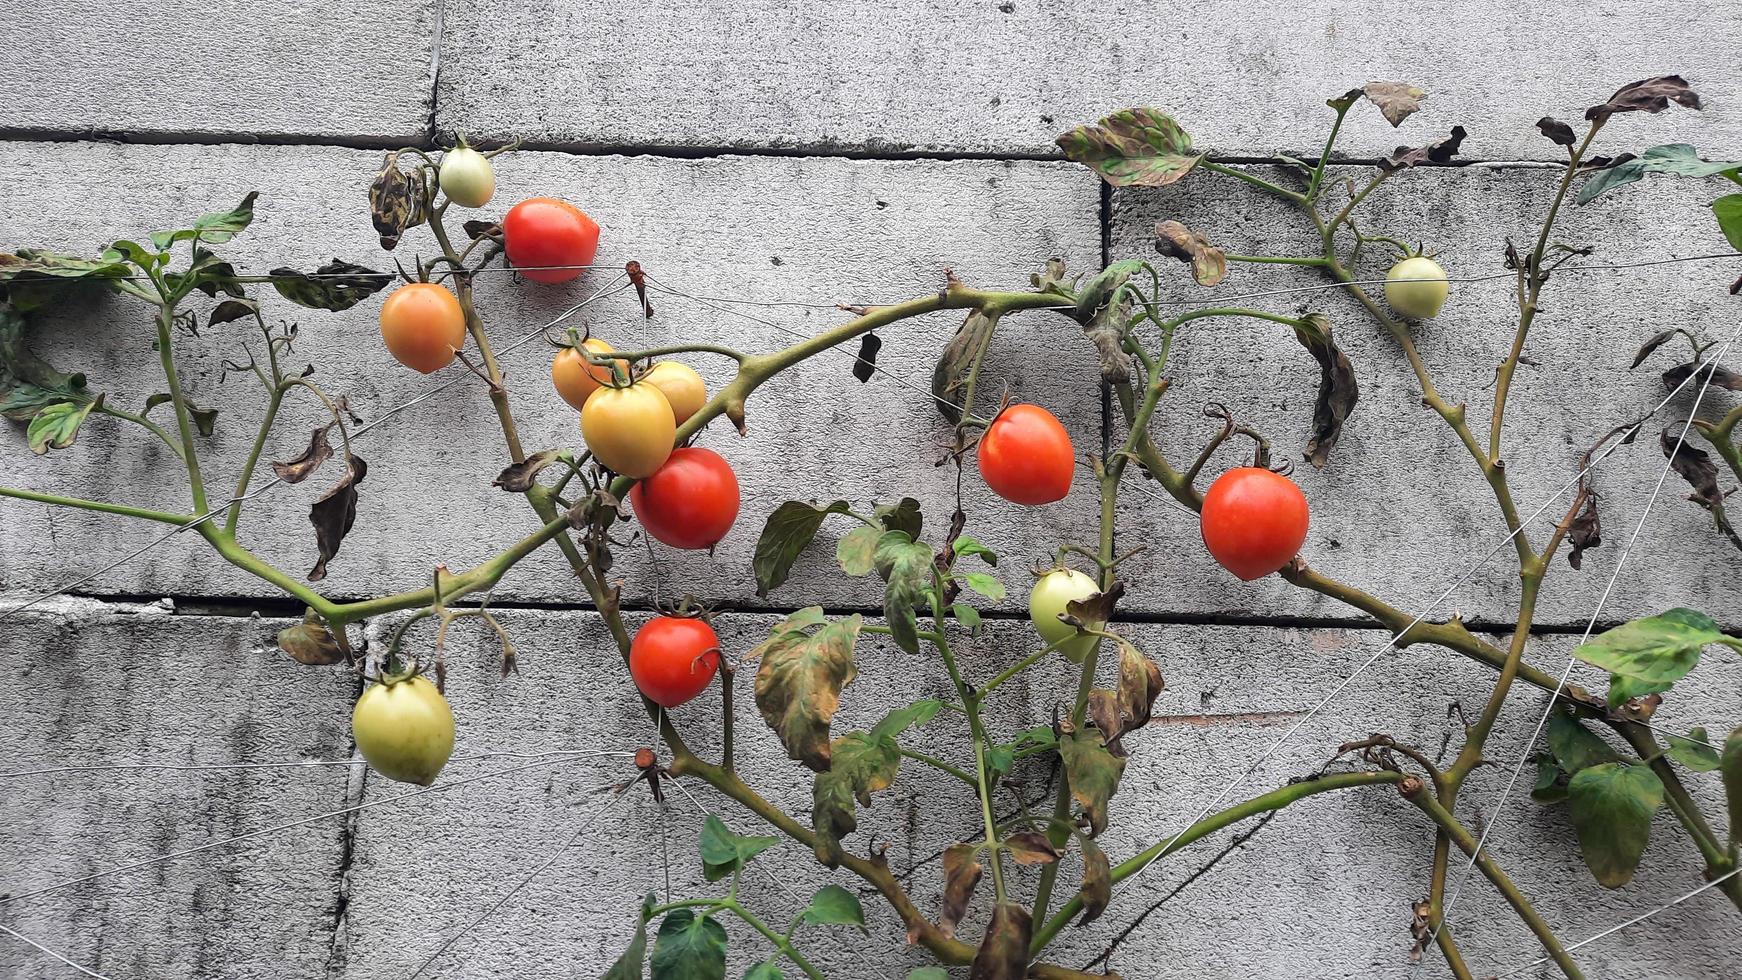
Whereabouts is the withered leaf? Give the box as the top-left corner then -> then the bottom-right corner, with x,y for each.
1064,579 -> 1123,627
1153,220 -> 1227,287
462,219 -> 502,242
1076,837 -> 1112,926
852,332 -> 881,383
1380,126 -> 1467,172
1030,256 -> 1069,291
1361,81 -> 1429,127
1002,831 -> 1059,866
208,297 -> 259,327
1662,361 -> 1742,393
1568,494 -> 1602,570
493,449 -> 565,493
307,453 -> 366,582
1085,689 -> 1125,757
1057,728 -> 1125,836
753,610 -> 861,771
810,729 -> 898,862
272,423 -> 336,485
1631,329 -> 1681,369
277,621 -> 344,665
1055,108 -> 1202,188
939,844 -> 984,939
270,259 -> 392,312
1587,75 -> 1701,122
1660,429 -> 1723,508
1072,260 -> 1141,383
1537,117 -> 1578,147
1117,637 -> 1165,730
1293,313 -> 1359,468
368,152 -> 427,250
968,903 -> 1032,980
932,309 -> 1000,425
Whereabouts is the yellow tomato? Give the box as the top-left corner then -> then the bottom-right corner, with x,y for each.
351,673 -> 455,786
642,361 -> 707,424
551,338 -> 628,411
581,382 -> 676,478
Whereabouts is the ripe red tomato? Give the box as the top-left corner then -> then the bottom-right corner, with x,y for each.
977,404 -> 1074,505
630,616 -> 721,708
1199,467 -> 1310,580
630,447 -> 741,550
503,198 -> 600,284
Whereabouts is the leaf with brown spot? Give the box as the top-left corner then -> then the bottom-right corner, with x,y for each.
1055,108 -> 1202,187
368,152 -> 427,250
278,621 -> 344,665
809,729 -> 898,862
932,309 -> 1000,426
1002,831 -> 1059,866
1057,729 -> 1125,836
1361,81 -> 1428,127
1071,260 -> 1142,384
1380,126 -> 1467,172
753,611 -> 861,771
1292,313 -> 1359,468
968,903 -> 1032,980
272,423 -> 336,485
1587,75 -> 1701,122
1117,637 -> 1165,729
1153,220 -> 1227,287
1568,494 -> 1602,570
1063,579 -> 1123,628
939,844 -> 984,939
270,259 -> 392,312
493,449 -> 566,493
307,453 -> 366,582
1537,117 -> 1577,147
1662,361 -> 1742,393
1076,837 -> 1111,926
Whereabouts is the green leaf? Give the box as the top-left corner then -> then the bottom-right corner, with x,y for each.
1712,193 -> 1742,252
799,883 -> 866,931
811,729 -> 901,861
1722,726 -> 1742,844
1576,144 -> 1742,205
1566,762 -> 1665,888
698,814 -> 780,882
874,530 -> 935,655
149,192 -> 258,249
754,500 -> 851,596
835,524 -> 882,577
1547,709 -> 1622,774
874,497 -> 923,539
602,893 -> 657,980
269,259 -> 392,312
870,699 -> 942,742
1056,108 -> 1203,187
960,571 -> 1006,602
743,962 -> 784,980
1665,727 -> 1723,773
951,534 -> 998,565
1057,729 -> 1125,837
752,611 -> 861,771
650,910 -> 727,980
906,971 -> 950,980
1574,608 -> 1730,708
1531,754 -> 1570,804
952,602 -> 983,635
26,396 -> 99,454
0,249 -> 132,312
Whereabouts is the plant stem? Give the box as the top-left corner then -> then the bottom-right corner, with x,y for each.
1198,160 -> 1304,203
225,380 -> 289,535
898,747 -> 979,789
928,577 -> 1007,904
978,633 -> 1078,696
1305,103 -> 1351,202
153,301 -> 209,514
95,405 -> 185,461
0,486 -> 189,526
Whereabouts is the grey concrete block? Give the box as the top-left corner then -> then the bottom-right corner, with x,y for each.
437,0 -> 1741,160
0,140 -> 1103,612
0,1 -> 439,143
0,598 -> 357,980
1108,160 -> 1742,627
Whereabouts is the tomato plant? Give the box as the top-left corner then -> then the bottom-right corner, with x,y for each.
1199,467 -> 1311,580
503,197 -> 600,284
581,381 -> 676,478
379,282 -> 467,373
976,403 -> 1074,505
630,616 -> 722,708
352,670 -> 455,786
630,447 -> 740,549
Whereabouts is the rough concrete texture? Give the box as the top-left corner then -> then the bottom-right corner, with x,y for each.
0,2 -> 438,143
5,604 -> 1737,978
0,141 -> 1102,612
436,0 -> 1742,160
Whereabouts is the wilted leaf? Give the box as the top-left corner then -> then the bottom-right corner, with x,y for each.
1076,837 -> 1112,925
1660,429 -> 1727,522
939,844 -> 984,939
0,249 -> 132,311
1568,494 -> 1601,570
753,611 -> 861,770
1547,709 -> 1621,774
149,192 -> 259,250
1380,126 -> 1467,172
1631,329 -> 1682,369
969,903 -> 1032,980
307,453 -> 366,582
1056,108 -> 1203,187
278,621 -> 345,665
836,524 -> 882,577
932,309 -> 999,425
601,893 -> 656,980
1071,259 -> 1141,383
1058,729 -> 1125,836
649,909 -> 727,980
1359,81 -> 1428,126
463,219 -> 502,242
1665,727 -> 1722,772
1031,257 -> 1069,291
1566,762 -> 1664,888
24,395 -> 99,454
1586,75 -> 1701,122
812,729 -> 901,861
852,331 -> 881,383
1662,360 -> 1742,394
1064,579 -> 1123,627
1292,313 -> 1359,467
1576,143 -> 1742,205
493,449 -> 566,493
1002,831 -> 1059,866
208,297 -> 259,327
754,500 -> 852,596
271,423 -> 336,485
1575,607 -> 1735,708
368,153 -> 427,250
874,497 -> 924,539
800,883 -> 867,931
270,260 -> 392,312
1537,117 -> 1578,147
1153,220 -> 1227,287
1117,638 -> 1165,730
698,814 -> 780,882
874,530 -> 936,654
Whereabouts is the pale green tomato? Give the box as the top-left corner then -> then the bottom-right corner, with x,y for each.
1028,568 -> 1102,663
439,147 -> 496,208
352,673 -> 455,785
1384,256 -> 1450,319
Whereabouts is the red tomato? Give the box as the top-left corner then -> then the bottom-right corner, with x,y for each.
977,404 -> 1074,505
630,447 -> 741,550
630,616 -> 721,708
1200,467 -> 1310,580
502,197 -> 600,284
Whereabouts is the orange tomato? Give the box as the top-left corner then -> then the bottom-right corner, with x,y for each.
552,338 -> 628,410
379,283 -> 466,374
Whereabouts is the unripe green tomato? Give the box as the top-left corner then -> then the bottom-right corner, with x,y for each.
1028,568 -> 1102,663
439,147 -> 496,208
1384,255 -> 1449,319
352,673 -> 455,786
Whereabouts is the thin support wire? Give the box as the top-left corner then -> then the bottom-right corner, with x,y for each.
1492,868 -> 1742,979
0,925 -> 120,980
0,747 -> 635,780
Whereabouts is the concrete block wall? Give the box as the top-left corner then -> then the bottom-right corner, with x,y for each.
3,3 -> 1740,978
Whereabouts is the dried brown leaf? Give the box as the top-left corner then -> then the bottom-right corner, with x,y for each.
1362,81 -> 1428,127
1380,126 -> 1467,172
1153,220 -> 1227,287
1076,837 -> 1112,926
1293,313 -> 1359,467
1002,831 -> 1060,866
307,453 -> 366,582
1587,75 -> 1701,122
271,423 -> 335,485
939,844 -> 984,939
968,903 -> 1032,980
1537,117 -> 1578,147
